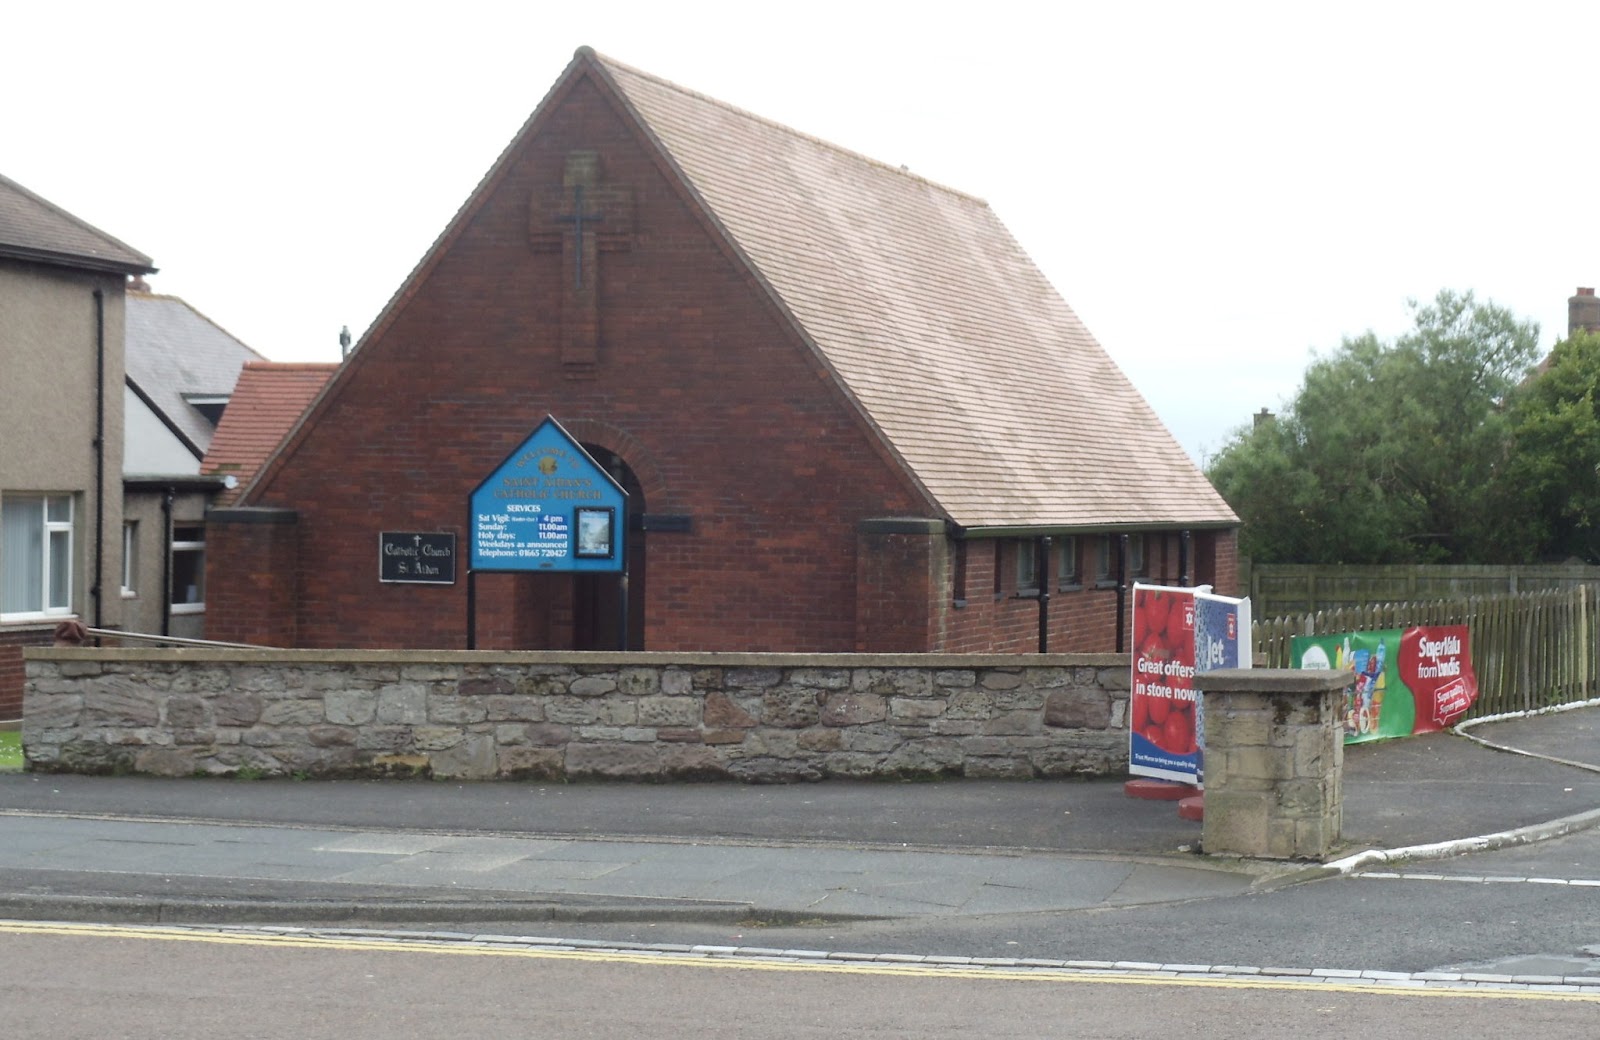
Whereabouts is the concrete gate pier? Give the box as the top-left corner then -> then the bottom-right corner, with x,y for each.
1196,667 -> 1351,859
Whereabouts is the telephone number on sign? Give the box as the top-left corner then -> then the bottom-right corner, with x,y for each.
518,547 -> 567,558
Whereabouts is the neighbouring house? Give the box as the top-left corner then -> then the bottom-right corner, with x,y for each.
0,172 -> 154,718
201,361 -> 340,509
206,47 -> 1239,654
1571,287 -> 1600,338
121,287 -> 264,639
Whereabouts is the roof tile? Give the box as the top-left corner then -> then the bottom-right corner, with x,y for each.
0,172 -> 154,274
202,362 -> 338,505
126,292 -> 264,453
597,53 -> 1235,530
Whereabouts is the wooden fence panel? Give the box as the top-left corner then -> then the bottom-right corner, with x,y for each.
1249,563 -> 1600,618
1251,585 -> 1599,718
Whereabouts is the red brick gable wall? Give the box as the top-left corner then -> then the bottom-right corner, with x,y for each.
205,509 -> 300,647
210,74 -> 928,652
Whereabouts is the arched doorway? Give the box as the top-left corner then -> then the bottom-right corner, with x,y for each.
571,444 -> 646,650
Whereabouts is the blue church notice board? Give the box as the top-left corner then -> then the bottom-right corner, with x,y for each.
469,417 -> 627,573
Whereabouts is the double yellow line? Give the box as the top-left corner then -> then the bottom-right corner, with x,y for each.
2,920 -> 1596,1003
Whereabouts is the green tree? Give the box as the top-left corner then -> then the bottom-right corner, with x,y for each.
1502,330 -> 1600,562
1206,289 -> 1541,564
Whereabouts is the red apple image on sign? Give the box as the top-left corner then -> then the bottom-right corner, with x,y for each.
1129,585 -> 1199,773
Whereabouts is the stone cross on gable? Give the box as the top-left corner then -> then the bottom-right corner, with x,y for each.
530,152 -> 634,373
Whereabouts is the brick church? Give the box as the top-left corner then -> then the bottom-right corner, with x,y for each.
206,48 -> 1239,654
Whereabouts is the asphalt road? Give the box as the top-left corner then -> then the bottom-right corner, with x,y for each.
5,922 -> 1597,1040
3,705 -> 1598,990
339,828 -> 1600,979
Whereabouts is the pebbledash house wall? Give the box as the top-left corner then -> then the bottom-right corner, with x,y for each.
23,649 -> 1131,781
1,259 -> 133,722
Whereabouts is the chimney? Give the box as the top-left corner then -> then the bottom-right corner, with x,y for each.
1571,287 -> 1600,338
1253,407 -> 1275,428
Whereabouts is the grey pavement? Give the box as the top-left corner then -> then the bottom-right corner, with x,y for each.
0,704 -> 1597,925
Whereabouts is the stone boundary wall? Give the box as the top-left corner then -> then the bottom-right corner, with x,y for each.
23,649 -> 1131,782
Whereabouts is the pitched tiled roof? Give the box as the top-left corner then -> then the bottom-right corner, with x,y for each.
126,292 -> 264,455
0,172 -> 154,275
202,362 -> 338,505
260,50 -> 1235,533
594,52 -> 1235,531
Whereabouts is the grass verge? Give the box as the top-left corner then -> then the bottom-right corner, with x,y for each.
0,729 -> 22,772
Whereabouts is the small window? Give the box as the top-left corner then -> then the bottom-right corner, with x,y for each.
2,493 -> 74,618
122,520 -> 139,597
171,524 -> 205,613
993,541 -> 1004,599
1056,536 -> 1080,588
183,393 -> 230,427
1127,534 -> 1147,577
1016,539 -> 1039,594
952,541 -> 968,606
1094,535 -> 1113,583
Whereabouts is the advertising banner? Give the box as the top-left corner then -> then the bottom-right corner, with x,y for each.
1291,625 -> 1478,742
1130,584 -> 1198,783
1130,584 -> 1251,785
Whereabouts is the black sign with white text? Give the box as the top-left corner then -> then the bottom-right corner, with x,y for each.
379,532 -> 457,584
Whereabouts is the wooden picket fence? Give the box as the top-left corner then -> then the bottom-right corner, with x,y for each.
1251,585 -> 1598,718
1244,562 -> 1600,618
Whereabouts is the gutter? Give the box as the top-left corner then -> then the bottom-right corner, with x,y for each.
954,520 -> 1236,539
92,288 -> 105,634
161,490 -> 173,637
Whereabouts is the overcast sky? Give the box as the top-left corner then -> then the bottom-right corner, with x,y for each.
9,2 -> 1594,463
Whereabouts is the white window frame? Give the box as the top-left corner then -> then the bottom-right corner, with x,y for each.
170,523 -> 206,615
1,493 -> 75,621
122,519 -> 139,598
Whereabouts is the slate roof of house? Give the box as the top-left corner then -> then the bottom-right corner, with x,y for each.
0,172 -> 154,275
203,362 -> 338,505
126,291 -> 265,456
592,51 -> 1235,531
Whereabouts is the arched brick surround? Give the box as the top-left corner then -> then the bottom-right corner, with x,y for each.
560,417 -> 675,512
